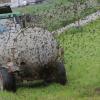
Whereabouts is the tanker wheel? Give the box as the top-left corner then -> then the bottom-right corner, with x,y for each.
54,61 -> 67,85
0,68 -> 16,92
43,62 -> 67,85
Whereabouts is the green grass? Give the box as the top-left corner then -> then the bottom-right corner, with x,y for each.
13,0 -> 99,31
14,0 -> 70,13
0,19 -> 100,100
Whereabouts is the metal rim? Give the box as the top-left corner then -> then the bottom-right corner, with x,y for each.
0,72 -> 4,91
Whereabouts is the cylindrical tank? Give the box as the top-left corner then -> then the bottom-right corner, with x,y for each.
0,27 -> 59,73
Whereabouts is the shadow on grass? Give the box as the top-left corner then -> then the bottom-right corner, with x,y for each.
17,81 -> 53,89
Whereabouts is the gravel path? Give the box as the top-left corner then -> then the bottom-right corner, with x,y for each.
52,10 -> 100,35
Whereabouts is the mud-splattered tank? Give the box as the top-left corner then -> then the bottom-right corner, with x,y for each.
0,27 -> 59,71
0,6 -> 67,92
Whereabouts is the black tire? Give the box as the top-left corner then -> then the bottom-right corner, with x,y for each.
54,62 -> 67,85
41,66 -> 53,85
0,67 -> 16,92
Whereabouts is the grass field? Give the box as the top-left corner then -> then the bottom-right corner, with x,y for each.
14,0 -> 99,31
0,18 -> 100,100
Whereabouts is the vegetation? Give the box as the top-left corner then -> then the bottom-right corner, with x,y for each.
0,0 -> 99,99
14,0 -> 99,31
0,18 -> 100,100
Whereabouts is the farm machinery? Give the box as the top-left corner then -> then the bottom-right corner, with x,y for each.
0,5 -> 67,92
